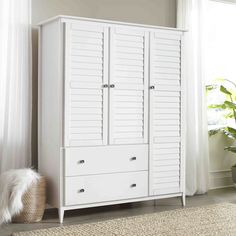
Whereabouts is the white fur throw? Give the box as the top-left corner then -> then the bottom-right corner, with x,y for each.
0,168 -> 40,225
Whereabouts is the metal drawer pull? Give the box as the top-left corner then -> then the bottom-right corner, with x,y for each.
130,157 -> 137,161
102,84 -> 108,88
150,85 -> 155,89
78,189 -> 85,193
110,84 -> 115,88
130,184 -> 137,188
78,160 -> 85,164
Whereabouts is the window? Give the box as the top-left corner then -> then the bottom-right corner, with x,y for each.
206,1 -> 236,129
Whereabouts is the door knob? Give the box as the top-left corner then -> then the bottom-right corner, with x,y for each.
102,84 -> 108,88
110,84 -> 115,88
150,85 -> 155,89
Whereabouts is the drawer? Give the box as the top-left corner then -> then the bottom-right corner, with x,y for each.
65,171 -> 148,206
64,145 -> 148,176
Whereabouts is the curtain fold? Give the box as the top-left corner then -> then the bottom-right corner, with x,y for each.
177,0 -> 209,195
0,0 -> 32,173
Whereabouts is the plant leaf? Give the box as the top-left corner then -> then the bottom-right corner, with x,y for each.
222,127 -> 236,139
206,85 -> 217,91
224,101 -> 236,109
224,146 -> 236,153
227,126 -> 236,133
220,85 -> 232,95
208,104 -> 226,109
224,112 -> 234,119
208,128 -> 222,136
213,78 -> 226,83
209,127 -> 236,139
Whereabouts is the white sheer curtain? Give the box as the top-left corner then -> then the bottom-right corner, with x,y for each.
0,0 -> 32,173
177,0 -> 209,195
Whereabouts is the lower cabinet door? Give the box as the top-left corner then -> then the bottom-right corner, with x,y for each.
65,171 -> 148,206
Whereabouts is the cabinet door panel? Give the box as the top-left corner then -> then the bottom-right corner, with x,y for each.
109,27 -> 149,145
64,22 -> 108,146
149,30 -> 183,196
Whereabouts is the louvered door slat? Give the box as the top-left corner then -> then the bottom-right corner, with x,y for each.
109,27 -> 148,145
149,30 -> 183,196
64,22 -> 108,146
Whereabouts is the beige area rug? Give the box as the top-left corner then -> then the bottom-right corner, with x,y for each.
12,203 -> 236,236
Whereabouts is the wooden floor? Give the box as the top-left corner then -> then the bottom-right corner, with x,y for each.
1,187 -> 236,236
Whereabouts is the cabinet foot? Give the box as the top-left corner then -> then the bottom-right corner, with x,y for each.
181,193 -> 186,207
58,208 -> 64,223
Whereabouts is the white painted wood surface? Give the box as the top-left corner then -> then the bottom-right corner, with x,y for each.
38,20 -> 63,208
64,21 -> 109,147
38,16 -> 185,223
109,27 -> 149,145
149,30 -> 183,196
65,145 -> 148,176
65,171 -> 148,205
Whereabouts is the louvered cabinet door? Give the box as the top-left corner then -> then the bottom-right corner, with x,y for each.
64,22 -> 109,146
109,27 -> 149,145
149,30 -> 184,196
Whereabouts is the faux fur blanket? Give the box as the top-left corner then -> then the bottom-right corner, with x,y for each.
0,169 -> 40,224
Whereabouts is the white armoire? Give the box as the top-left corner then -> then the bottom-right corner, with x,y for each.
38,16 -> 186,223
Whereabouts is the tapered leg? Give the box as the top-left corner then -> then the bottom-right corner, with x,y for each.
58,208 -> 64,223
181,193 -> 186,207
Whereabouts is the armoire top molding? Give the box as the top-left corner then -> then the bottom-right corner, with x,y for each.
37,15 -> 186,32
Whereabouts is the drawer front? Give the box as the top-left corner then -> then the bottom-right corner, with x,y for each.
65,145 -> 148,176
65,171 -> 148,206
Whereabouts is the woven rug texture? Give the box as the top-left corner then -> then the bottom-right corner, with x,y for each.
12,203 -> 236,236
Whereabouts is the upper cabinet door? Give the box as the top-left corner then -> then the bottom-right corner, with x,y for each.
64,22 -> 109,147
149,30 -> 183,196
109,26 -> 149,145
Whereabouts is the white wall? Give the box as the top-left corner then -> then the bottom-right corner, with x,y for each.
31,0 -> 177,167
32,0 -> 176,26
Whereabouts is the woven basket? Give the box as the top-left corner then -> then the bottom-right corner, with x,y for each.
12,176 -> 46,223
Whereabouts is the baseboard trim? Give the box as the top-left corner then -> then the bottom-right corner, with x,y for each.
210,169 -> 231,173
209,169 -> 233,189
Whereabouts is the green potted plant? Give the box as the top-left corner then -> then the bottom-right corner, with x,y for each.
207,79 -> 236,183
